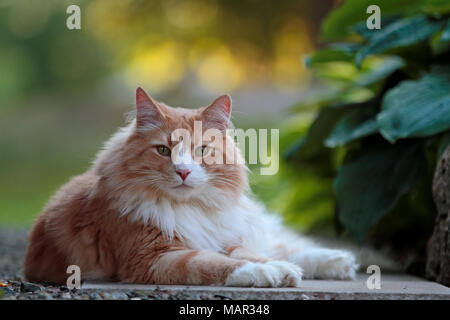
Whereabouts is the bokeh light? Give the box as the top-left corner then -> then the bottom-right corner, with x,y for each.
126,40 -> 187,92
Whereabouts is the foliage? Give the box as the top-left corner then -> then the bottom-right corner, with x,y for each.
287,0 -> 450,243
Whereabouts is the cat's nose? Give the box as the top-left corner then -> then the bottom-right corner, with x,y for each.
176,169 -> 191,181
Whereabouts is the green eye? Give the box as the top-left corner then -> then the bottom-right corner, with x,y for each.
156,145 -> 171,156
195,145 -> 209,157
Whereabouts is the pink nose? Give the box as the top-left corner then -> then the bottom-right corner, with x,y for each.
176,169 -> 191,181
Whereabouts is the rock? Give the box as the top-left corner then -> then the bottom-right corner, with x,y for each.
0,287 -> 15,297
37,292 -> 53,300
111,291 -> 129,300
100,292 -> 112,299
89,292 -> 102,300
61,292 -> 72,299
426,146 -> 450,286
21,282 -> 42,293
59,285 -> 69,292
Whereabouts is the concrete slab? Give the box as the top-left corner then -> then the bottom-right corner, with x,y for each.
83,273 -> 450,300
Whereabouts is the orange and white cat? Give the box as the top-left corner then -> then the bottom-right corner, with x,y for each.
24,87 -> 358,287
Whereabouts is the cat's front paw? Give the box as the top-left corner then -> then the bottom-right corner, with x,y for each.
225,261 -> 302,287
290,249 -> 359,280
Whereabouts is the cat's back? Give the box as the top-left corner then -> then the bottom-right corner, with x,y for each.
50,170 -> 98,209
24,171 -> 102,283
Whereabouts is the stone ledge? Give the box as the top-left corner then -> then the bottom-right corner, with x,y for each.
82,273 -> 450,300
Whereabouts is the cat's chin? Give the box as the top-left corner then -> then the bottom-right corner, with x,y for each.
173,184 -> 194,190
164,184 -> 198,200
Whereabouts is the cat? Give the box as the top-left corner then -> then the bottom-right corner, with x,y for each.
23,87 -> 358,287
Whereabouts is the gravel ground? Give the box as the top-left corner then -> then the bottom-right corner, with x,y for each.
0,227 -> 227,300
0,227 -> 411,300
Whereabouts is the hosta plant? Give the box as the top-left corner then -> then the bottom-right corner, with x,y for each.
287,0 -> 450,259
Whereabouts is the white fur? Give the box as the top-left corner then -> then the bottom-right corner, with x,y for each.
170,142 -> 208,188
93,122 -> 135,171
287,248 -> 358,280
225,261 -> 303,287
121,190 -> 358,282
121,192 -> 261,252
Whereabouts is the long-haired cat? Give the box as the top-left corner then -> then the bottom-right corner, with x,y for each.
24,88 -> 358,287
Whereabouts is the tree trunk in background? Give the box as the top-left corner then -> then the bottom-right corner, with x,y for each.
426,146 -> 450,286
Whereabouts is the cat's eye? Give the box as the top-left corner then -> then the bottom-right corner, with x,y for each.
156,145 -> 171,156
195,145 -> 210,157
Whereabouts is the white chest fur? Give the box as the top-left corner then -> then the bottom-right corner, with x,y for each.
121,195 -> 268,253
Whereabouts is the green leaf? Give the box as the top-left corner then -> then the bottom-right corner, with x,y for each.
378,66 -> 450,142
441,20 -> 450,41
325,107 -> 379,148
312,56 -> 403,89
305,48 -> 354,68
330,42 -> 363,54
286,100 -> 380,168
355,15 -> 446,67
321,0 -> 427,41
354,56 -> 405,87
290,87 -> 345,112
421,0 -> 450,14
285,106 -> 351,160
431,30 -> 450,55
335,141 -> 426,241
352,15 -> 400,41
304,43 -> 363,69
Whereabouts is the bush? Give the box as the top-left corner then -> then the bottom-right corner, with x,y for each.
286,0 -> 450,257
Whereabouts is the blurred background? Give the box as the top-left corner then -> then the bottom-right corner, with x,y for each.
2,0 -> 449,280
0,0 -> 335,228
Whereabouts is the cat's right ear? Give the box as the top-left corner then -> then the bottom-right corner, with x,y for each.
136,87 -> 163,130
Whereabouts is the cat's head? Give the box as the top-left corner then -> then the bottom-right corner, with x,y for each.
94,87 -> 248,207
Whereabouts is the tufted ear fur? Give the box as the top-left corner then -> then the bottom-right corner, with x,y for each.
135,87 -> 164,130
201,94 -> 232,131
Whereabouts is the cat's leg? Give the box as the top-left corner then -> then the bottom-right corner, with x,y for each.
225,246 -> 271,263
271,243 -> 359,280
122,248 -> 302,287
288,247 -> 358,280
258,213 -> 358,279
224,246 -> 305,286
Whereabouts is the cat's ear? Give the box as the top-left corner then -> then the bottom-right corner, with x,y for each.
201,94 -> 232,131
135,87 -> 163,129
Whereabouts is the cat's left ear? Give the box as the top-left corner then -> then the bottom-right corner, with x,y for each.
201,94 -> 232,131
